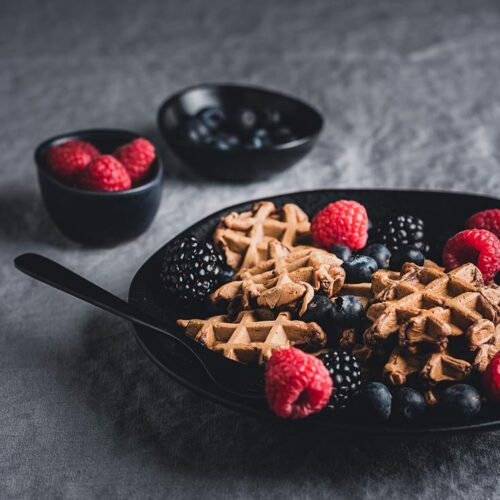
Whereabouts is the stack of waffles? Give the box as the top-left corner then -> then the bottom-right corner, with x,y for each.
366,262 -> 500,400
177,200 -> 500,399
179,201 -> 344,364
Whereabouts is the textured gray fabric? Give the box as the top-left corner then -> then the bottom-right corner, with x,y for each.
1,0 -> 500,498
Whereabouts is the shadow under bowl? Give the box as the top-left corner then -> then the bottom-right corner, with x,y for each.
34,129 -> 163,246
157,83 -> 324,182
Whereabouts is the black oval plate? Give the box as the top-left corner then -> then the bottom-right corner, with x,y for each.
128,189 -> 500,436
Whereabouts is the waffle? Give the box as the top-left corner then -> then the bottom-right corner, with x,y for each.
214,201 -> 311,270
211,240 -> 345,315
177,309 -> 327,364
362,262 -> 500,386
384,347 -> 472,386
340,260 -> 441,308
366,263 -> 499,351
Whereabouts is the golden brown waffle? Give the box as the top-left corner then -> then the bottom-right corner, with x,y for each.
177,309 -> 327,364
211,240 -> 345,315
365,263 -> 499,351
340,261 -> 442,307
361,262 -> 500,386
214,201 -> 311,270
384,347 -> 472,386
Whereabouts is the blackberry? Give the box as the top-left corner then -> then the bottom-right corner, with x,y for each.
160,236 -> 233,303
318,351 -> 362,412
370,215 -> 428,253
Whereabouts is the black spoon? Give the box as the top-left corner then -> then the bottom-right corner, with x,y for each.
14,253 -> 264,399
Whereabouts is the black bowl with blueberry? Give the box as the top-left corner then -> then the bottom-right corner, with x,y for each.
157,84 -> 323,182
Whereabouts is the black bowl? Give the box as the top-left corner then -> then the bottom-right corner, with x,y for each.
129,189 -> 500,436
35,129 -> 163,246
157,83 -> 323,182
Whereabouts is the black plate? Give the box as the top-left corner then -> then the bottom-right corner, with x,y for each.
128,189 -> 500,435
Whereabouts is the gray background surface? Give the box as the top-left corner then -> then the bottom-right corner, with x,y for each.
1,0 -> 500,498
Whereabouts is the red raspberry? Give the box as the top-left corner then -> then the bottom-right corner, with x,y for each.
77,155 -> 131,192
483,352 -> 500,403
47,139 -> 100,182
311,200 -> 369,250
265,347 -> 333,419
466,209 -> 500,238
113,138 -> 155,184
63,140 -> 100,159
442,229 -> 500,282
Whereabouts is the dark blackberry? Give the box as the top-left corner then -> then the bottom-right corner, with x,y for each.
370,215 -> 428,253
159,236 -> 233,303
318,351 -> 362,413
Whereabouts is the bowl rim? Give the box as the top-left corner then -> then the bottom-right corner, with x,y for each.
34,128 -> 163,197
157,82 -> 324,152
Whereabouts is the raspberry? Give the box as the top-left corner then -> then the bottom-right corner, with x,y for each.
443,229 -> 500,282
311,200 -> 369,250
46,140 -> 99,183
77,155 -> 132,192
483,352 -> 500,403
265,347 -> 332,419
466,209 -> 500,238
113,138 -> 155,184
64,140 -> 100,159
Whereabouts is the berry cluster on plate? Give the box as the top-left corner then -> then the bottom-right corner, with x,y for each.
46,138 -> 156,191
178,106 -> 297,150
160,200 -> 500,425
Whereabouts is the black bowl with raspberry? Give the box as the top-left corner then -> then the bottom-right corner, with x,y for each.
35,129 -> 163,246
157,83 -> 323,182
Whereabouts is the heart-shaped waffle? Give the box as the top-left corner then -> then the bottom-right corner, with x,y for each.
211,240 -> 345,315
177,309 -> 327,365
214,201 -> 311,270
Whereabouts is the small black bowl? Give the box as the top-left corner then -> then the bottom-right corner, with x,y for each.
35,129 -> 163,246
157,83 -> 323,182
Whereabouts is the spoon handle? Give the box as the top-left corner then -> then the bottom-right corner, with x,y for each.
14,253 -> 175,338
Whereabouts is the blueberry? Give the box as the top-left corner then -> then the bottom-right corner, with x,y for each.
389,246 -> 425,271
329,245 -> 352,262
302,295 -> 333,328
252,128 -> 272,147
435,384 -> 481,423
495,272 -> 499,285
213,139 -> 231,150
261,108 -> 281,126
179,118 -> 211,143
248,128 -> 271,149
391,387 -> 427,423
217,132 -> 240,147
272,126 -> 296,144
197,107 -> 226,130
353,382 -> 392,422
233,108 -> 258,134
330,295 -> 365,327
246,135 -> 265,149
343,255 -> 378,283
362,243 -> 391,269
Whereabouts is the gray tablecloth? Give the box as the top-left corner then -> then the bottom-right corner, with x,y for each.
2,0 -> 500,498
